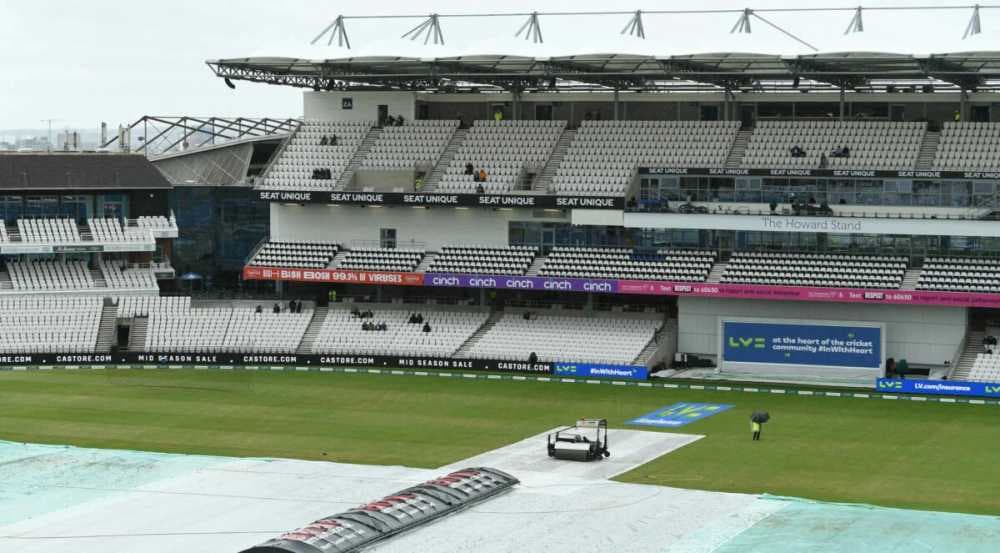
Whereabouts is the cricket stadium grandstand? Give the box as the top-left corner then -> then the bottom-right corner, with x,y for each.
7,49 -> 1000,552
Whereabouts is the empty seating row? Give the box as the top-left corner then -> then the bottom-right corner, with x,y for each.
934,122 -> 1000,171
116,295 -> 191,318
968,353 -> 1000,383
312,306 -> 488,357
17,218 -> 80,243
722,251 -> 907,289
261,120 -> 373,190
554,121 -> 739,196
0,297 -> 101,353
336,248 -> 424,272
88,218 -> 146,243
743,120 -> 925,170
144,303 -> 311,353
428,245 -> 538,275
362,120 -> 458,169
437,120 -> 565,193
99,259 -> 157,290
248,241 -> 339,269
538,247 -> 715,282
917,257 -> 1000,293
462,312 -> 659,365
7,259 -> 94,290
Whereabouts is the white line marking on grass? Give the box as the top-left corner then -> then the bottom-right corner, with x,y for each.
771,389 -> 785,394
744,387 -> 759,392
295,367 -> 309,372
513,376 -> 526,381
826,391 -> 840,396
537,377 -> 551,382
487,374 -> 501,380
881,395 -> 898,400
391,370 -> 405,375
910,396 -> 927,401
691,385 -> 705,390
663,383 -> 679,388
463,373 -> 477,379
718,386 -> 732,391
854,393 -> 869,398
586,379 -> 601,385
638,382 -> 652,387
612,381 -> 627,386
367,369 -> 381,374
344,368 -> 357,373
940,398 -> 956,403
970,399 -> 986,405
438,372 -> 452,377
414,371 -> 428,376
319,367 -> 333,372
561,378 -> 575,383
798,390 -> 814,395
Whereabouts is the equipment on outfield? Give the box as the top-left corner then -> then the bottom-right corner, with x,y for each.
547,418 -> 610,461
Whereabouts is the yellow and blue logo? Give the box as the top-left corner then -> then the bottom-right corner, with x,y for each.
626,402 -> 733,428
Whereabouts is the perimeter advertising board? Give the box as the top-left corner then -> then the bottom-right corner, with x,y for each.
719,318 -> 884,376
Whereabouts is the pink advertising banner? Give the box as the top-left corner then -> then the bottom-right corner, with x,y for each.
615,280 -> 1000,308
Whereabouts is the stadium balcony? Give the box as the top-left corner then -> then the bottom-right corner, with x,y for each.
431,120 -> 566,194
0,258 -> 160,296
721,251 -> 908,289
336,247 -> 425,272
741,121 -> 925,169
0,217 -> 156,255
554,120 -> 738,196
428,245 -> 538,275
312,304 -> 489,357
247,241 -> 339,270
0,296 -> 102,353
917,257 -> 1000,293
360,119 -> 458,170
933,122 -> 1000,171
132,214 -> 179,239
538,247 -> 714,282
259,120 -> 374,191
459,310 -> 662,365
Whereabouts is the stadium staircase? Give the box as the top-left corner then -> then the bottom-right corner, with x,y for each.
900,268 -> 923,290
95,299 -> 118,352
533,129 -> 576,193
127,317 -> 148,352
329,250 -> 351,269
632,317 -> 673,366
339,127 -> 383,190
454,310 -> 504,358
725,129 -> 753,168
706,262 -> 728,283
915,131 -> 940,170
414,253 -> 439,273
90,268 -> 108,288
0,270 -> 12,290
952,330 -> 985,380
296,306 -> 328,354
525,256 -> 547,276
423,128 -> 468,192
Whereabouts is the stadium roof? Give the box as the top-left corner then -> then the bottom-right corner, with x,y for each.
0,154 -> 172,191
208,51 -> 1000,93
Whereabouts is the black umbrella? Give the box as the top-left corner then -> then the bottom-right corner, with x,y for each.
751,411 -> 770,424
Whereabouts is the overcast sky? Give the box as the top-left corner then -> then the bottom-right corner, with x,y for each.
0,0 -> 995,131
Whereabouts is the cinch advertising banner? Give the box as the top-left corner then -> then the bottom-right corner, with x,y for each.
875,378 -> 1000,398
552,363 -> 648,380
626,402 -> 733,428
722,320 -> 882,369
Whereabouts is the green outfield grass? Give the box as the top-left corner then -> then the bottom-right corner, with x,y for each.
1,369 -> 998,515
